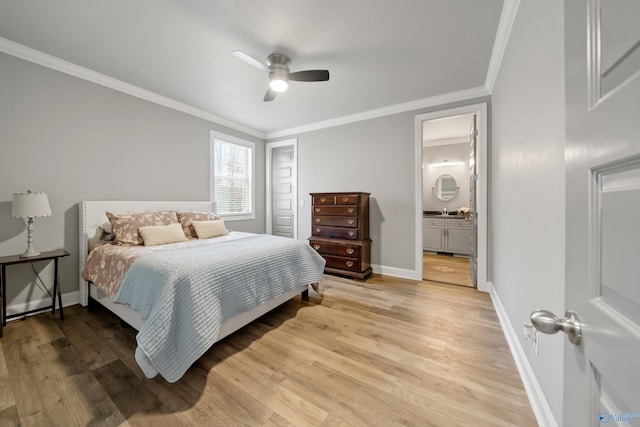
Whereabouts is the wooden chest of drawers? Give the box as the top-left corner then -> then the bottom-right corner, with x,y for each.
309,192 -> 372,280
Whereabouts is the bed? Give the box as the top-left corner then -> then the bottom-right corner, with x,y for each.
78,200 -> 325,382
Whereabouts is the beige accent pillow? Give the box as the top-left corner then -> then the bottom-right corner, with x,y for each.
191,219 -> 228,239
176,211 -> 221,239
138,223 -> 188,246
107,210 -> 178,245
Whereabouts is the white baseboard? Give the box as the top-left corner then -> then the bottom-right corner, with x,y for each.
5,291 -> 80,322
371,264 -> 421,281
487,281 -> 558,427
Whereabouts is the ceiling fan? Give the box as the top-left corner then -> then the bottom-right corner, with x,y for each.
232,50 -> 330,101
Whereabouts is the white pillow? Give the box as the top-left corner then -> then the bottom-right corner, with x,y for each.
191,219 -> 228,239
138,223 -> 188,246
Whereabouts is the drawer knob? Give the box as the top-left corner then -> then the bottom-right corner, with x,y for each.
346,261 -> 354,267
315,218 -> 321,223
347,219 -> 355,225
347,208 -> 354,214
315,208 -> 321,213
315,228 -> 321,233
342,197 -> 349,202
348,231 -> 355,237
320,197 -> 326,202
346,248 -> 354,255
313,244 -> 320,250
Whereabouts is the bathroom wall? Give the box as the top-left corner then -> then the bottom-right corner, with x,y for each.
422,142 -> 471,211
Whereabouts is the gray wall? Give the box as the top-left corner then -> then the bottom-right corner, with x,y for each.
0,47 -> 488,302
423,143 -> 471,211
490,0 -> 565,424
0,52 -> 265,307
270,97 -> 489,275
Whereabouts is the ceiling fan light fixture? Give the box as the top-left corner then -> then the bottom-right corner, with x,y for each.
232,50 -> 329,101
269,77 -> 289,92
269,67 -> 289,92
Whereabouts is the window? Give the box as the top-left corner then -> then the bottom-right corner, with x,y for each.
210,132 -> 255,220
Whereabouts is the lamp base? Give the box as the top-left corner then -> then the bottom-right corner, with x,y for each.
21,218 -> 41,258
20,250 -> 41,258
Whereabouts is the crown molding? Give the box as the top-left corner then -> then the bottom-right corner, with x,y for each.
1,35 -> 498,142
265,85 -> 489,140
0,37 -> 265,139
485,0 -> 521,94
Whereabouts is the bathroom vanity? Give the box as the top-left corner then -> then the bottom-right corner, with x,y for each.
422,214 -> 472,255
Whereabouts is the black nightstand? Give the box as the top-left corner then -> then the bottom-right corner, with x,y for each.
0,249 -> 70,337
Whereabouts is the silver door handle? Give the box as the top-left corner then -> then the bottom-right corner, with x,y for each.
530,310 -> 582,345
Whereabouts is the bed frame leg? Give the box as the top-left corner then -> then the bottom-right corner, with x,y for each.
301,289 -> 309,301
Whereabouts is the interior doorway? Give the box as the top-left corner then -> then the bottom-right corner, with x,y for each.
266,138 -> 298,238
421,113 -> 476,287
415,103 -> 488,291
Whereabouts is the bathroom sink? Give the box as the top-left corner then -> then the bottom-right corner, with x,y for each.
423,213 -> 460,217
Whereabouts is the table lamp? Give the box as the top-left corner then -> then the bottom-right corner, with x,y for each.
12,190 -> 52,257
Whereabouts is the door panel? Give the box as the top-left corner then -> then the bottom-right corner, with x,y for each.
269,143 -> 297,238
564,1 -> 640,425
598,0 -> 640,96
422,226 -> 443,252
446,227 -> 472,255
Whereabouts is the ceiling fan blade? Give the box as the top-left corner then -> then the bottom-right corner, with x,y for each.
288,70 -> 330,82
264,88 -> 277,102
232,50 -> 268,72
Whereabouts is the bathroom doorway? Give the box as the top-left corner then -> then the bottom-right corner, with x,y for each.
415,103 -> 487,290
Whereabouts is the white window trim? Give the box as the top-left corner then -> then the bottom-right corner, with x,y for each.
210,131 -> 256,221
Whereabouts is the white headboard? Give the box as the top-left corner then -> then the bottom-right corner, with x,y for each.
78,200 -> 214,306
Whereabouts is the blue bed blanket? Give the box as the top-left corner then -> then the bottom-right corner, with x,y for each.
114,233 -> 325,382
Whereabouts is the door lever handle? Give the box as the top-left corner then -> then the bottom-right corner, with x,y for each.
530,309 -> 582,345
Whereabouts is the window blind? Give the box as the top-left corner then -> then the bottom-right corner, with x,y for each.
212,139 -> 252,215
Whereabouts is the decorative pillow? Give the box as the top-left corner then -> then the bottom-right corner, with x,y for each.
87,222 -> 114,252
139,223 -> 188,246
176,211 -> 221,239
106,210 -> 179,245
100,221 -> 113,235
191,219 -> 228,239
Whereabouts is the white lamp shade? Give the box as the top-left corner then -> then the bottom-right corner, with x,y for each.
12,191 -> 52,218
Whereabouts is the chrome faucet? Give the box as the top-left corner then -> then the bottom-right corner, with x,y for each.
442,207 -> 448,215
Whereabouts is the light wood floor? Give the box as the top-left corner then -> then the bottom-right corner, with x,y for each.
0,275 -> 536,426
423,253 -> 474,288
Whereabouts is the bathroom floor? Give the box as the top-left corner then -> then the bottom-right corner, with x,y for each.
422,253 -> 474,287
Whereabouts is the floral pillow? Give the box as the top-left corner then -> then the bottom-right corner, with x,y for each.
176,211 -> 221,239
106,210 -> 179,245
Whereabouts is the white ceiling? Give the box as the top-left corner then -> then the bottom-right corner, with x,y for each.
423,114 -> 475,145
0,0 -> 504,136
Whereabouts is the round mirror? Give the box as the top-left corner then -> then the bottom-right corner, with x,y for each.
433,174 -> 458,201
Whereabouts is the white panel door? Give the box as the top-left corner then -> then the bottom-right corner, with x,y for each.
267,141 -> 297,238
560,1 -> 640,426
